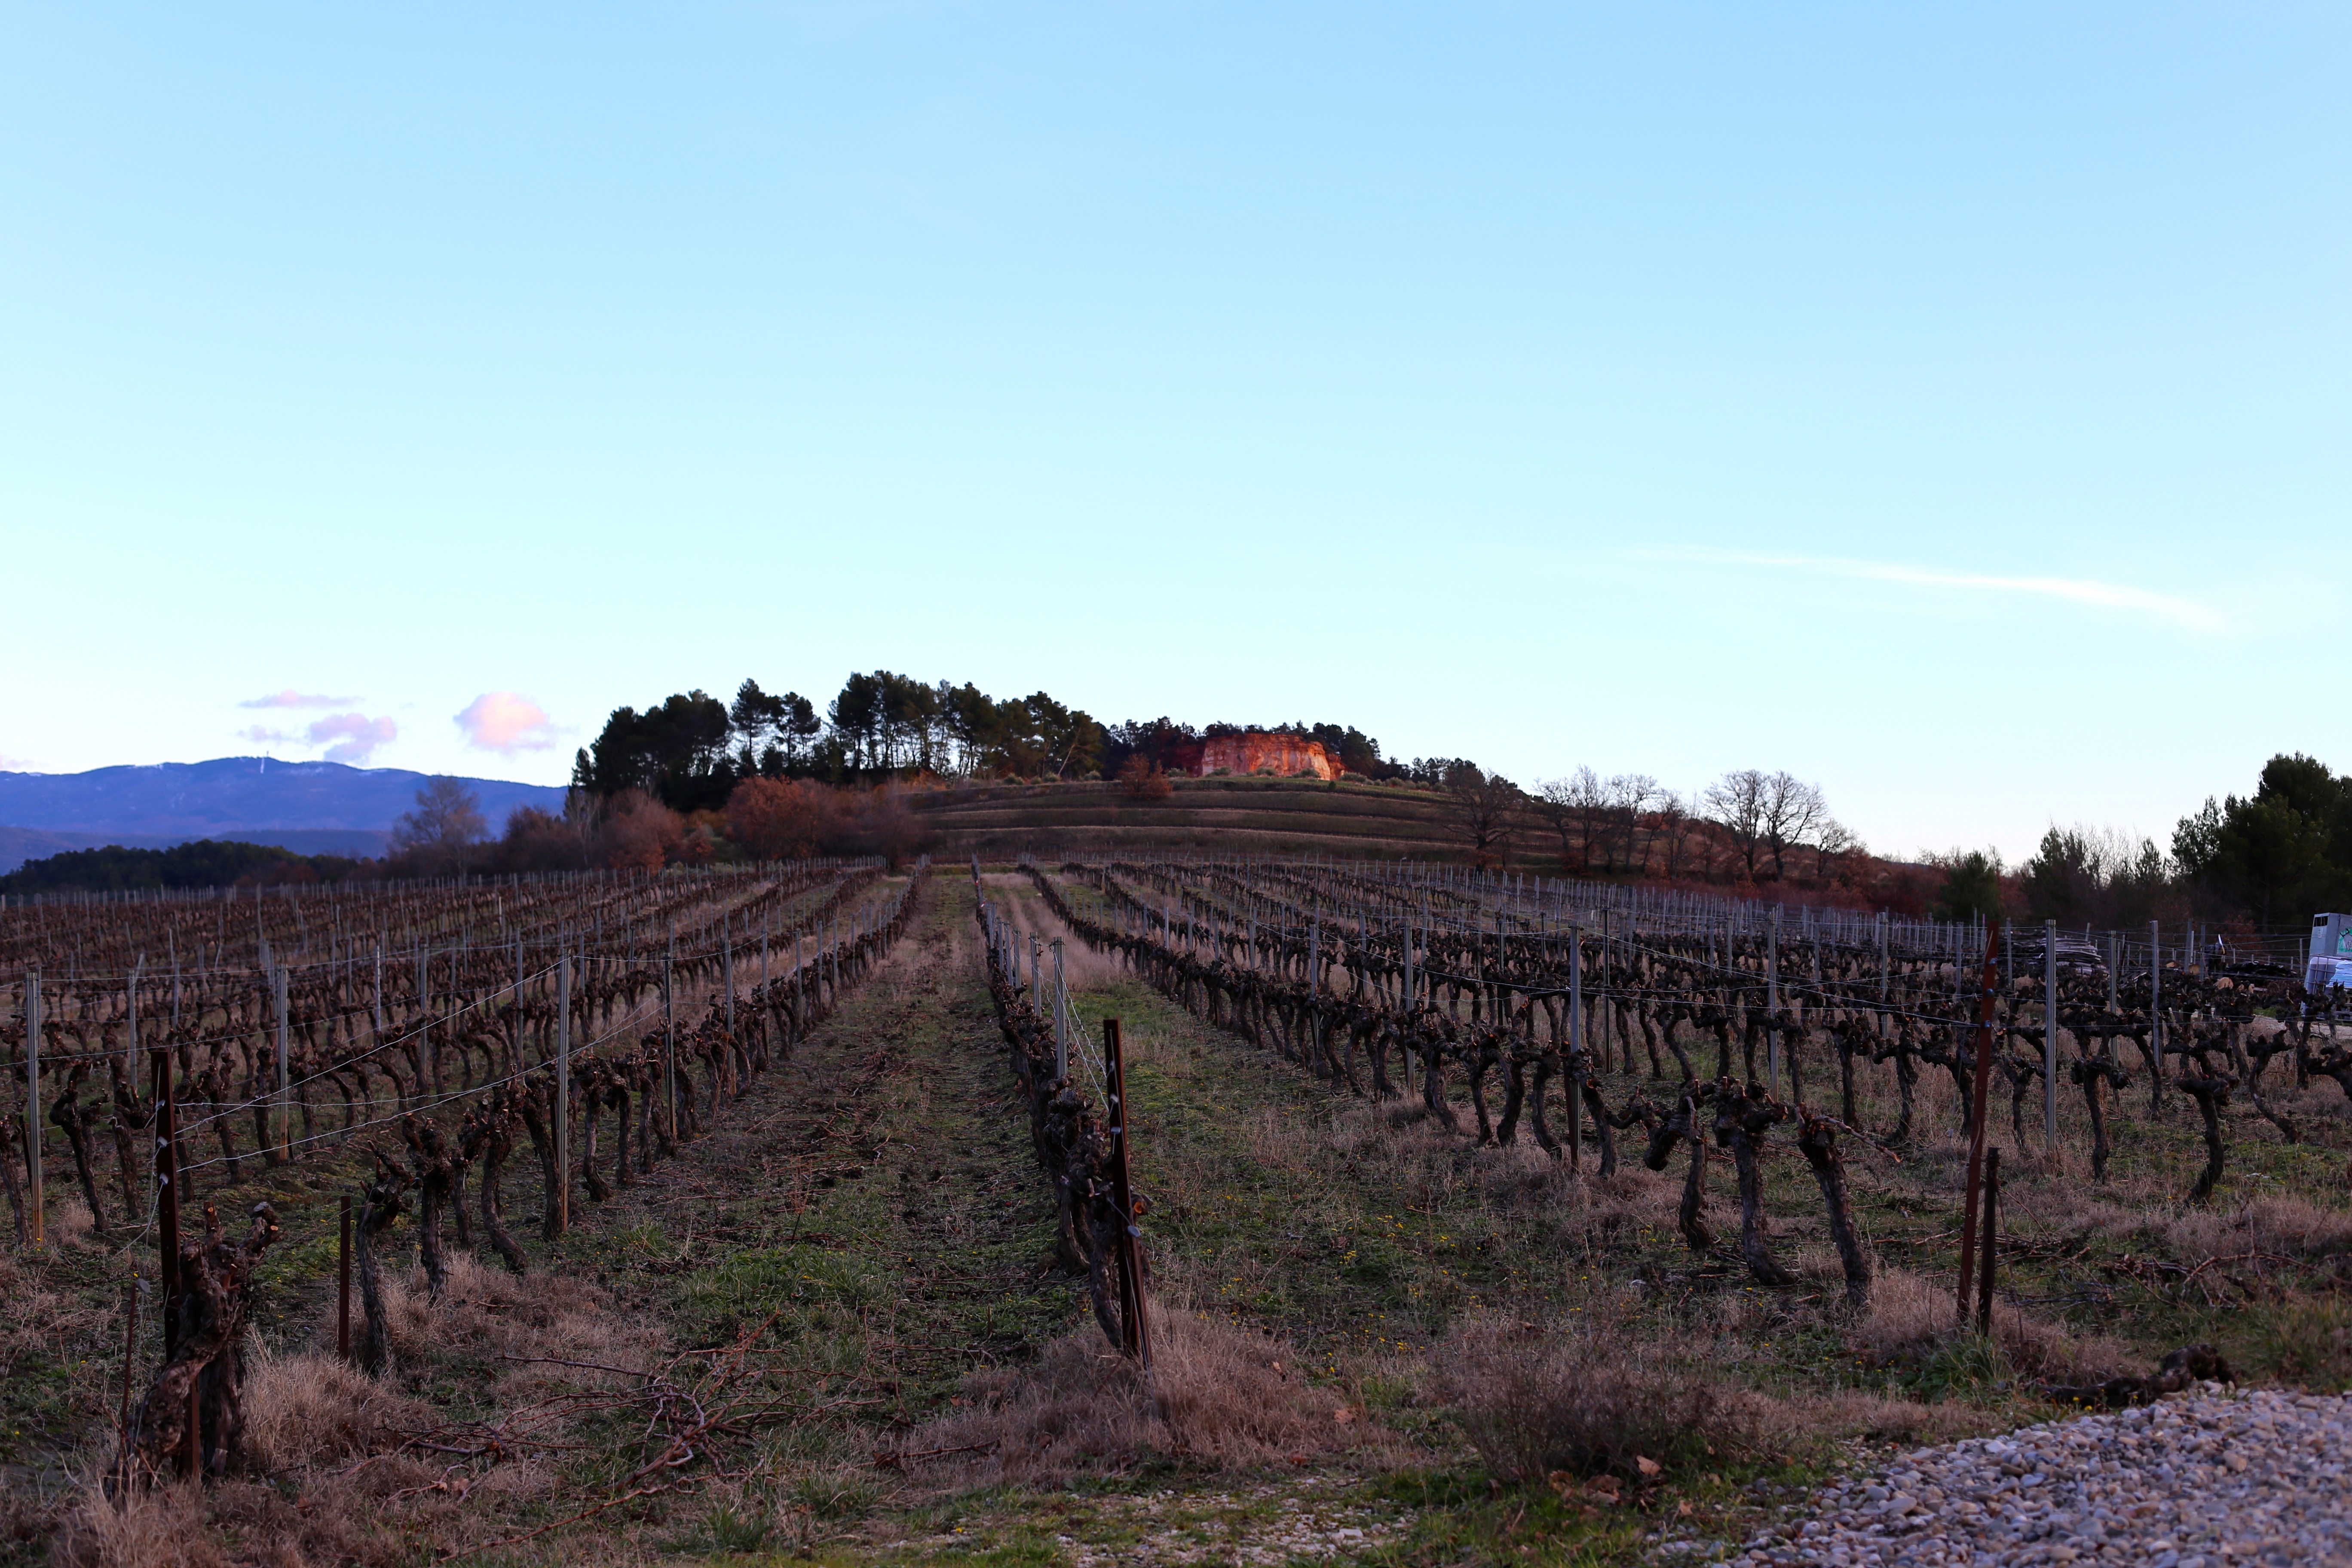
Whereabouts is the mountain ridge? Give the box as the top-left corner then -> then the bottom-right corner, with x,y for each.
0,757 -> 567,872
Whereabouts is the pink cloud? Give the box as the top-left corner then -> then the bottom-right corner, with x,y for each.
239,725 -> 294,744
240,689 -> 359,709
305,713 -> 398,764
456,692 -> 558,753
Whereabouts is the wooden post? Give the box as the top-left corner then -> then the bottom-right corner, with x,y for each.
1051,940 -> 1068,1082
1567,924 -> 1583,1173
1766,908 -> 1781,1096
338,1195 -> 352,1360
24,967 -> 41,1245
2149,921 -> 2164,1108
1878,911 -> 1889,1006
1956,920 -> 2002,1326
1977,1147 -> 2000,1337
665,937 -> 678,1143
118,1280 -> 138,1445
273,964 -> 291,1160
1102,1018 -> 1151,1369
555,955 -> 571,1234
2043,919 -> 2059,1148
417,946 -> 432,1100
154,1045 -> 178,1354
187,1352 -> 202,1479
1601,906 -> 1617,1072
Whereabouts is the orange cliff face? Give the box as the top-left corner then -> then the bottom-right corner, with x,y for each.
1192,733 -> 1338,781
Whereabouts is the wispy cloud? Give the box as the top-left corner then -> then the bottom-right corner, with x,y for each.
0,752 -> 32,772
455,692 -> 559,753
240,689 -> 359,709
306,713 -> 398,764
1636,548 -> 2223,633
241,714 -> 397,763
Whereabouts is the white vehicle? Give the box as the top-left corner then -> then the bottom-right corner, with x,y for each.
2307,913 -> 2352,992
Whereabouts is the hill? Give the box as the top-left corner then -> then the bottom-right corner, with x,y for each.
0,757 -> 565,871
907,774 -> 1929,909
911,774 -> 1487,860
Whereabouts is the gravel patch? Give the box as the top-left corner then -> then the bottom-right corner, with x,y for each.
1697,1386 -> 2352,1568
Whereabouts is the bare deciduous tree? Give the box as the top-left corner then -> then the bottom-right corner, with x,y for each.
1814,818 -> 1865,884
1537,768 -> 1606,873
1705,770 -> 1833,883
1760,772 -> 1828,882
1705,769 -> 1771,882
1602,772 -> 1658,874
392,777 -> 487,874
1444,763 -> 1522,866
1654,789 -> 1700,881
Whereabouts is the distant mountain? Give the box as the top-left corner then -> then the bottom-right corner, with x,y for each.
0,758 -> 566,873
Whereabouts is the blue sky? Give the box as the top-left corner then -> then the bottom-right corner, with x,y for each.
3,3 -> 2345,861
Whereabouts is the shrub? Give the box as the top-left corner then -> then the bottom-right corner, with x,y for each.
1436,1310 -> 1757,1483
1119,755 -> 1174,801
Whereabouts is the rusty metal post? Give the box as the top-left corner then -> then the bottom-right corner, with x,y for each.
1956,920 -> 2002,1327
1102,1018 -> 1151,1370
1977,1147 -> 2000,1337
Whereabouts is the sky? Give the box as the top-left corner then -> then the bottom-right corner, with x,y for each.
3,2 -> 2346,863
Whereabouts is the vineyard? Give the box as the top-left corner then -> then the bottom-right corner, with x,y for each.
4,857 -> 2351,1563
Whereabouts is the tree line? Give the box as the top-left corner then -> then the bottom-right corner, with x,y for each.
569,671 -> 1447,813
1893,752 -> 2352,934
0,839 -> 369,894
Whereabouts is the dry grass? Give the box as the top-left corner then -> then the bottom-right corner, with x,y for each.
298,1251 -> 657,1400
1556,1167 -> 1678,1245
896,1308 -> 1369,1485
50,1251 -> 663,1568
1437,1308 -> 1766,1483
1792,1390 -> 2002,1448
54,1481 -> 226,1568
45,1195 -> 97,1245
240,1346 -> 431,1472
2165,1194 -> 2352,1262
2239,1291 -> 2352,1387
1848,1266 -> 2132,1384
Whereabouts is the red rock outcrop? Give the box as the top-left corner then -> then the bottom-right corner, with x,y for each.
1191,733 -> 1337,781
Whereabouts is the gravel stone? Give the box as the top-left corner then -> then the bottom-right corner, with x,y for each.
1710,1386 -> 2352,1568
